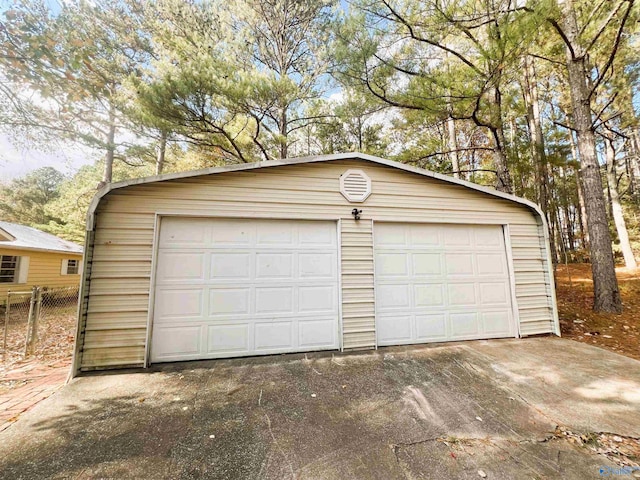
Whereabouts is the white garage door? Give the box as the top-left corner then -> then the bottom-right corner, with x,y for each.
374,223 -> 515,346
151,218 -> 340,362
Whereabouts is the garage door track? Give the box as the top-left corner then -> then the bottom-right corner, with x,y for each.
1,337 -> 639,479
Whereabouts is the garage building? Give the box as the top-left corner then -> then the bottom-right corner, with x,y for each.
72,154 -> 559,374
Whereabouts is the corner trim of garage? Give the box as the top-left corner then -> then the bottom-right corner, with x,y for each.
503,224 -> 522,338
144,213 -> 162,367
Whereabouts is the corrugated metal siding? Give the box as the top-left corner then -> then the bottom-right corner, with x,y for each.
509,223 -> 555,335
0,248 -> 83,300
79,159 -> 556,370
341,219 -> 376,350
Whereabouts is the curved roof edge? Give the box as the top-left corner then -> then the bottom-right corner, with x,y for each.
86,152 -> 546,230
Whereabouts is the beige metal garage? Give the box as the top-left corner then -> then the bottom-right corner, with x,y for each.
72,153 -> 559,374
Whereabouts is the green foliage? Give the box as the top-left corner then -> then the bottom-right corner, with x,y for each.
0,167 -> 65,226
0,0 -> 638,263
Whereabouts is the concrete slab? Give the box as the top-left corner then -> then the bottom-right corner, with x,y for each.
0,338 -> 638,479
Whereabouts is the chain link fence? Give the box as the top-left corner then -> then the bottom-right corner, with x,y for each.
1,286 -> 79,365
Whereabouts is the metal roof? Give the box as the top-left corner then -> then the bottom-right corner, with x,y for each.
87,152 -> 546,230
0,221 -> 83,254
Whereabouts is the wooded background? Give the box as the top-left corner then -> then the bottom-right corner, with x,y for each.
0,0 -> 638,312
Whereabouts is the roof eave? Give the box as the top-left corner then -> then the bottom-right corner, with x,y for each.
0,244 -> 84,255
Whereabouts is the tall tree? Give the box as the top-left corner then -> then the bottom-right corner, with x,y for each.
0,167 -> 65,226
0,0 -> 152,183
602,132 -> 638,268
336,0 -> 544,193
544,0 -> 635,311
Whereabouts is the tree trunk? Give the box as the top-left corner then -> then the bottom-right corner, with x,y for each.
569,129 -> 589,249
492,127 -> 513,193
523,56 -> 550,219
446,106 -> 460,179
576,169 -> 588,250
605,137 -> 637,268
156,130 -> 167,175
558,0 -> 622,312
629,130 -> 640,202
103,103 -> 116,184
279,109 -> 288,160
488,86 -> 513,194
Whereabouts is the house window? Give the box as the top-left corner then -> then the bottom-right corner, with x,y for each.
0,255 -> 19,283
67,259 -> 79,275
62,258 -> 80,275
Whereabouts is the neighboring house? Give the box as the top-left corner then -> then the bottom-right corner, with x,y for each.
0,221 -> 83,300
73,153 -> 559,374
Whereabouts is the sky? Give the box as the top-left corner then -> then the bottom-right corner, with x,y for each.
0,134 -> 96,182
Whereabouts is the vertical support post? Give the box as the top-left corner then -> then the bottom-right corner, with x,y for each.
24,286 -> 37,357
3,293 -> 10,360
30,287 -> 43,356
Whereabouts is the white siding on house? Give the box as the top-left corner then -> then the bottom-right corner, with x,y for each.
76,159 -> 557,371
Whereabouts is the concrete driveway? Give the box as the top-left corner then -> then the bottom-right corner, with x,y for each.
1,337 -> 639,479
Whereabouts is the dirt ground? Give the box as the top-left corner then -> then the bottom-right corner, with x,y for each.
0,306 -> 76,395
556,263 -> 640,361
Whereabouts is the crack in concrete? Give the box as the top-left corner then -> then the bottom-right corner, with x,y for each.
264,413 -> 296,480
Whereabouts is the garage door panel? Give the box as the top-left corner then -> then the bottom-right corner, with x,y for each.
156,288 -> 204,320
254,322 -> 293,350
211,219 -> 253,245
377,315 -> 412,344
151,218 -> 339,362
482,311 -> 512,334
449,312 -> 480,336
443,226 -> 472,246
299,318 -> 336,347
299,253 -> 335,278
256,223 -> 294,246
412,253 -> 442,276
409,224 -> 440,245
415,314 -> 447,340
157,252 -> 205,282
207,324 -> 250,353
376,253 -> 409,277
479,282 -> 510,305
375,225 -> 408,246
299,286 -> 336,313
160,218 -> 208,246
210,253 -> 251,279
256,253 -> 294,279
414,284 -> 445,307
209,288 -> 250,315
255,287 -> 294,314
299,222 -> 336,246
153,326 -> 202,359
375,223 -> 515,346
477,253 -> 507,275
377,284 -> 410,308
474,226 -> 504,247
447,283 -> 477,306
445,253 -> 475,275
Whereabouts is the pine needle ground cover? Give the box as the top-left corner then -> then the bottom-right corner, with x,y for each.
558,264 -> 640,361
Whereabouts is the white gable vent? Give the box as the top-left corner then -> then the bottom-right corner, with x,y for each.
340,169 -> 371,202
